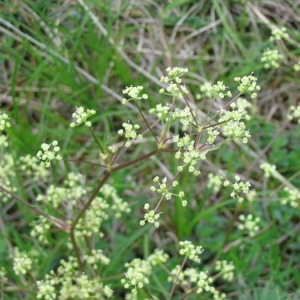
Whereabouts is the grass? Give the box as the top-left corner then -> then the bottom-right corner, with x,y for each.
1,0 -> 300,299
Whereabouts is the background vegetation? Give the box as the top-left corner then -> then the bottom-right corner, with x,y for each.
0,0 -> 300,299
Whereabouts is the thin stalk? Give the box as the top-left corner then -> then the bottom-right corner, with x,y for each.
168,256 -> 187,300
65,158 -> 105,167
135,102 -> 159,144
195,96 -> 216,147
69,231 -> 84,272
202,118 -> 233,130
181,287 -> 198,300
176,84 -> 198,126
110,141 -> 127,167
71,170 -> 111,231
158,97 -> 176,144
143,287 -> 155,300
89,127 -> 105,154
153,170 -> 181,211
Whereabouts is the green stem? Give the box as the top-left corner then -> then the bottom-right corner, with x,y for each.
195,96 -> 216,147
89,126 -> 105,153
168,256 -> 187,300
176,83 -> 198,126
135,102 -> 159,144
110,141 -> 126,167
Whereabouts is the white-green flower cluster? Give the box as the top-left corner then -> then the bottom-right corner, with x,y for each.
75,196 -> 109,238
108,144 -> 118,153
118,121 -> 142,147
122,258 -> 151,293
0,154 -> 16,203
173,135 -> 205,176
0,135 -> 8,147
147,249 -> 169,266
168,267 -> 211,291
219,118 -> 249,144
84,249 -> 110,268
196,271 -> 214,295
160,67 -> 189,98
0,110 -> 11,131
0,267 -> 8,284
57,257 -> 103,298
260,162 -> 277,178
167,265 -> 185,284
149,104 -> 170,121
70,106 -> 96,127
261,48 -> 283,69
164,67 -> 189,79
219,98 -> 252,143
37,140 -> 62,168
293,61 -> 300,72
209,286 -> 226,300
215,260 -> 235,282
206,127 -> 220,144
33,173 -> 87,242
238,214 -> 260,237
31,216 -> 51,244
36,172 -> 86,208
0,177 -> 17,203
234,74 -> 260,99
208,173 -> 223,193
100,184 -> 131,218
270,27 -> 289,41
140,203 -> 161,228
34,172 -> 110,239
36,273 -> 58,300
288,104 -> 300,123
13,250 -> 32,275
19,154 -> 49,180
236,97 -> 252,111
0,153 -> 15,177
0,110 -> 11,147
37,256 -> 113,300
150,176 -> 173,200
99,144 -> 118,163
34,175 -> 125,241
168,266 -> 225,299
247,190 -> 257,202
66,172 -> 85,187
281,187 -> 299,207
179,240 -> 204,263
36,185 -> 67,208
60,274 -> 113,299
122,249 -> 168,296
160,82 -> 189,98
172,107 -> 194,128
224,175 -> 251,203
200,81 -> 232,99
150,176 -> 187,206
122,86 -> 148,104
